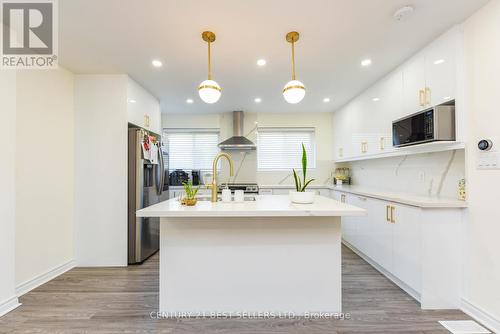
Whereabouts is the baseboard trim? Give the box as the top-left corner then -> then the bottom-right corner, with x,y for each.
0,295 -> 21,317
461,298 -> 500,334
342,240 -> 422,303
16,259 -> 76,297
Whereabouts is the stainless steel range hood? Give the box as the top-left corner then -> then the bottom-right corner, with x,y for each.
218,111 -> 256,150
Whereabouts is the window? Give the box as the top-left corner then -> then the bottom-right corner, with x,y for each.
257,127 -> 316,170
163,129 -> 220,170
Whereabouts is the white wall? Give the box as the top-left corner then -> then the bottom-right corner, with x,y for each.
162,112 -> 334,185
15,68 -> 75,287
346,150 -> 465,198
127,78 -> 161,134
74,75 -> 128,266
461,0 -> 500,327
0,70 -> 20,315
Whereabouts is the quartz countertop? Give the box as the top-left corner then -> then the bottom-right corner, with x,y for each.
329,185 -> 467,208
136,195 -> 365,218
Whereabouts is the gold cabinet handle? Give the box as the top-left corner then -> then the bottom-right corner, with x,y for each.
390,206 -> 396,223
386,205 -> 390,222
425,87 -> 431,106
379,137 -> 385,150
419,89 -> 425,107
361,141 -> 368,153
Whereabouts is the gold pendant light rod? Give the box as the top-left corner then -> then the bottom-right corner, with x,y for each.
202,31 -> 216,80
208,40 -> 211,80
286,31 -> 300,80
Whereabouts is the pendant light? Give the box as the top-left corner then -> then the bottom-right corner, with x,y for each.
283,31 -> 306,104
198,31 -> 221,104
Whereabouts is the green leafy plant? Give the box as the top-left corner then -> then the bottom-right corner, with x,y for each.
292,143 -> 315,192
182,181 -> 199,200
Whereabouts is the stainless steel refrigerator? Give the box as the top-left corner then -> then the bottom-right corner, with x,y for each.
128,127 -> 167,264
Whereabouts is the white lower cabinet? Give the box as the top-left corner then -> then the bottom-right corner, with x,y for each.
391,203 -> 422,293
334,189 -> 462,309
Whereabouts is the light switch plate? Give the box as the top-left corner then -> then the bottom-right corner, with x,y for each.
477,151 -> 500,170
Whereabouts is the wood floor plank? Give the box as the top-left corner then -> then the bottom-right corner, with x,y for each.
0,246 -> 476,334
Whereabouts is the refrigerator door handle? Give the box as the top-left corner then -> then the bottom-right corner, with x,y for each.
157,145 -> 164,195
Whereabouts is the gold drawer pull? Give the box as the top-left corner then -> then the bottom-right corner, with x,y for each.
390,206 -> 396,223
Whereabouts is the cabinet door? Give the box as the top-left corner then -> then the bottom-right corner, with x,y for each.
424,29 -> 457,106
402,54 -> 426,115
367,200 -> 393,272
392,204 -> 422,293
339,193 -> 356,246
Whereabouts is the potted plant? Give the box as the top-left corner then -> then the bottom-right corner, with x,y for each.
181,181 -> 199,206
290,143 -> 316,204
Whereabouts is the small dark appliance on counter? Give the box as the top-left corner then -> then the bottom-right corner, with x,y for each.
169,169 -> 189,186
191,170 -> 201,186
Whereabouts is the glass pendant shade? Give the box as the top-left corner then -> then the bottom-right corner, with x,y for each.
198,79 -> 221,104
283,80 -> 305,104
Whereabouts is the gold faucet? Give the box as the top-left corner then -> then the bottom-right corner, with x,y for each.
209,152 -> 234,202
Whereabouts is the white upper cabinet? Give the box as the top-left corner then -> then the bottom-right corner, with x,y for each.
127,78 -> 161,134
424,28 -> 458,106
333,25 -> 463,162
402,54 -> 427,115
402,26 -> 459,115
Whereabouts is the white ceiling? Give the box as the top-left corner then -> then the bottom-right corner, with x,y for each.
59,0 -> 488,114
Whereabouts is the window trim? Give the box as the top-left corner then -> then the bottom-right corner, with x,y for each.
256,126 -> 317,171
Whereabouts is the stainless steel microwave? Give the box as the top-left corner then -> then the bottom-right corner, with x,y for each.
392,105 -> 456,148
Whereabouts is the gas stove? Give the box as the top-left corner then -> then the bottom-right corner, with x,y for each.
217,183 -> 259,194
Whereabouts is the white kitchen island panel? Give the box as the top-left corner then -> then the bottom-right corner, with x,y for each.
159,216 -> 342,315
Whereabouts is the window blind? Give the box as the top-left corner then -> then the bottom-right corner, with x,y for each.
257,127 -> 316,170
163,129 -> 220,170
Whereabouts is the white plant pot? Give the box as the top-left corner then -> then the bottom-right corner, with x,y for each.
289,191 -> 315,204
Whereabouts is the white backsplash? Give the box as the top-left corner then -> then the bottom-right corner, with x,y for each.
345,149 -> 465,199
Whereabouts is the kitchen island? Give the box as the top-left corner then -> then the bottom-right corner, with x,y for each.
137,195 -> 365,316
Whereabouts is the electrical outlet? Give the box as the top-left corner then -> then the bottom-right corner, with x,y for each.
418,171 -> 425,183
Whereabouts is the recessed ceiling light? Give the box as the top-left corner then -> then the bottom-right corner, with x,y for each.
257,59 -> 267,66
361,59 -> 372,67
186,99 -> 194,104
372,97 -> 380,102
254,97 -> 262,103
323,97 -> 331,103
443,96 -> 451,100
151,59 -> 163,68
129,99 -> 137,104
434,59 -> 445,65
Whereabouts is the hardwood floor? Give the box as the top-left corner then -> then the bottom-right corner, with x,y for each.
0,246 -> 473,334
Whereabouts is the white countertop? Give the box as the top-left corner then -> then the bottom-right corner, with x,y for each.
136,195 -> 365,218
330,185 -> 467,208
